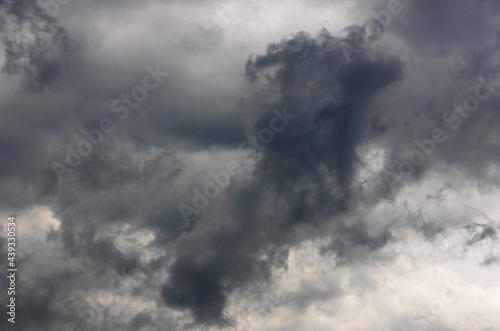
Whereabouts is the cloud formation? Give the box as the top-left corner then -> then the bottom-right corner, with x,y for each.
0,0 -> 499,330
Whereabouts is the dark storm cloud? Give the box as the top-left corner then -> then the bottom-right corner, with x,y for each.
0,0 -> 234,325
128,312 -> 153,329
2,0 -> 500,329
323,221 -> 393,265
0,0 -> 78,212
391,0 -> 500,50
339,0 -> 500,188
50,142 -> 184,251
4,270 -> 79,331
160,28 -> 402,325
0,0 -> 76,91
245,29 -> 401,201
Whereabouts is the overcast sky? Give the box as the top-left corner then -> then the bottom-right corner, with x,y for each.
0,0 -> 500,330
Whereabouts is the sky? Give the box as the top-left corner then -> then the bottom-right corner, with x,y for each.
0,0 -> 499,330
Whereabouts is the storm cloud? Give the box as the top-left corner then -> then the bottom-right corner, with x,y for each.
0,0 -> 499,330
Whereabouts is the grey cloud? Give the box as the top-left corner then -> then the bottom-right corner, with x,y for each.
0,0 -> 77,91
160,28 -> 402,325
466,224 -> 497,246
2,0 -> 500,330
481,253 -> 500,266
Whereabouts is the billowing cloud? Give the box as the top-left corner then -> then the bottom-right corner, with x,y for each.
0,0 -> 499,330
